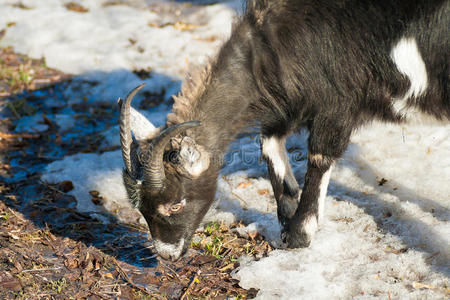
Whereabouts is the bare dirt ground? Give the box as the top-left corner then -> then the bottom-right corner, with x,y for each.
0,47 -> 269,299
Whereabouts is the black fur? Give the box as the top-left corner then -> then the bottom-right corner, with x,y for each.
124,0 -> 449,259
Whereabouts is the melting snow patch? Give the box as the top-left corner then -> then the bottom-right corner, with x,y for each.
42,150 -> 129,215
14,114 -> 49,133
233,197 -> 448,299
0,0 -> 238,76
15,113 -> 75,132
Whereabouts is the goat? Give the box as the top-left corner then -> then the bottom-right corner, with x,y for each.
119,0 -> 449,260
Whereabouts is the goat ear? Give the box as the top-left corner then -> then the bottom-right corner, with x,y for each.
129,106 -> 158,141
177,136 -> 210,177
127,105 -> 158,179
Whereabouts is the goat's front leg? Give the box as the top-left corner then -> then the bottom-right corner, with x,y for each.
261,135 -> 300,227
285,118 -> 351,248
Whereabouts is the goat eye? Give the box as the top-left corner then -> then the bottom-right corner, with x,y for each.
170,203 -> 182,212
170,199 -> 186,213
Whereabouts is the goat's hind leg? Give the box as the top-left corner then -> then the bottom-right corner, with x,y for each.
261,135 -> 300,227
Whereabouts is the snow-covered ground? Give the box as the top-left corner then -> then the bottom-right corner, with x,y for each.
2,0 -> 449,298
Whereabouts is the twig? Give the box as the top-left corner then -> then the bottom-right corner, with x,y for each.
7,207 -> 27,223
425,251 -> 440,262
181,270 -> 201,300
89,290 -> 110,300
111,257 -> 156,296
138,254 -> 158,261
98,283 -> 127,288
43,236 -> 59,253
103,240 -> 151,251
101,291 -> 121,296
106,222 -> 150,233
220,248 -> 232,259
222,176 -> 248,207
159,261 -> 179,278
22,266 -> 62,273
219,263 -> 236,272
0,132 -> 39,139
39,180 -> 68,195
222,237 -> 238,246
412,282 -> 436,290
122,246 -> 151,259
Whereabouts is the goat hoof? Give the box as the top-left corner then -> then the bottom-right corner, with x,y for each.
285,231 -> 312,249
284,214 -> 318,248
280,229 -> 310,248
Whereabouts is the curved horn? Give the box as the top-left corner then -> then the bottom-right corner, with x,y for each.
145,121 -> 201,191
119,83 -> 146,177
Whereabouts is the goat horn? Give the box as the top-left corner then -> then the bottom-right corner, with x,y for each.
119,83 -> 146,177
145,121 -> 201,191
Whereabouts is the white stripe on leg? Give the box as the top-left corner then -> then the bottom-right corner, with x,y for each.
318,165 -> 333,224
299,164 -> 332,243
262,136 -> 286,180
302,215 -> 318,241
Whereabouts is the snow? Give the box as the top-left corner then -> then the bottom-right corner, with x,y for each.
0,0 -> 237,75
14,113 -> 75,132
3,0 -> 449,298
14,114 -> 49,132
43,150 -> 128,213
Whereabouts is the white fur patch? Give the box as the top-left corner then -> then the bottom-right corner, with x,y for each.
179,141 -> 210,177
262,136 -> 286,180
130,106 -> 157,141
157,204 -> 170,217
154,238 -> 185,260
318,165 -> 332,224
302,215 -> 318,241
390,37 -> 428,118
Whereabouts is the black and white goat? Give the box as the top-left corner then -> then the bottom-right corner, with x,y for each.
119,0 -> 449,260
